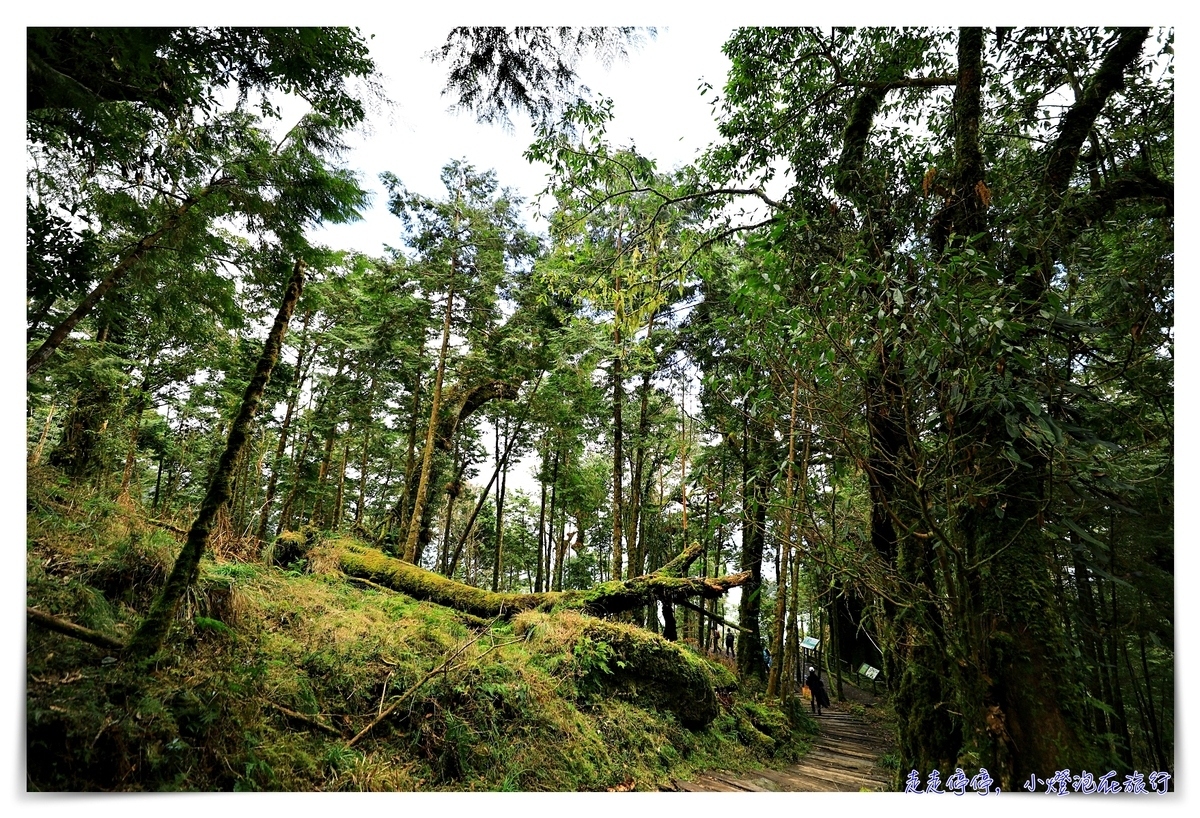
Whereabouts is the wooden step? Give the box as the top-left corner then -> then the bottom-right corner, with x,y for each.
666,702 -> 899,793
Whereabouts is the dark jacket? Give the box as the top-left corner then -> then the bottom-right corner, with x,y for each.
806,671 -> 831,708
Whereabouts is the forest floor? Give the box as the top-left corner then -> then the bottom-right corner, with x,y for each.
663,691 -> 898,792
27,472 -> 826,791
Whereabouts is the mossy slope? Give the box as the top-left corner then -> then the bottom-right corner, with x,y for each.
26,474 -> 814,791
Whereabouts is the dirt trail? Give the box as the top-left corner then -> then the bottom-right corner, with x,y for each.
665,702 -> 897,793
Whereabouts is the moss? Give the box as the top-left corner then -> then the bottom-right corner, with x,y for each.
524,614 -> 721,729
329,541 -> 747,623
327,540 -> 560,619
702,654 -> 739,691
29,497 -> 812,791
266,530 -> 310,569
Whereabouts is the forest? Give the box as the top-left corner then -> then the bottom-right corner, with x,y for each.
25,26 -> 1173,793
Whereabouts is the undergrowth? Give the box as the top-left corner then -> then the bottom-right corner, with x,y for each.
26,469 -> 816,791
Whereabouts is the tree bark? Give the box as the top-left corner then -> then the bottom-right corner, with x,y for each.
28,607 -> 125,651
611,212 -> 626,582
118,375 -> 150,497
491,416 -> 509,591
768,378 -> 800,698
257,315 -> 314,543
331,539 -> 750,622
535,439 -> 550,592
333,438 -> 350,529
127,259 -> 306,661
442,375 -> 542,576
403,275 -> 456,563
311,352 -> 347,527
736,419 -> 769,680
28,403 -> 57,468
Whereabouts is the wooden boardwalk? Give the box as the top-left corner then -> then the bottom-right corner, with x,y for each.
665,705 -> 897,793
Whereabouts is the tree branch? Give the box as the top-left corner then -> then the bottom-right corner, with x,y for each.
27,607 -> 126,651
1042,28 -> 1150,199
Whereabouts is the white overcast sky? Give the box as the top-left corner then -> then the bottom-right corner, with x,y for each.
309,23 -> 735,256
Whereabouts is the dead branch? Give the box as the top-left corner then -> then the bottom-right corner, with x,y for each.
27,607 -> 126,651
265,701 -> 344,737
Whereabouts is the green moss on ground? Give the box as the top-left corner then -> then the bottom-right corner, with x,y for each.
26,473 -> 814,791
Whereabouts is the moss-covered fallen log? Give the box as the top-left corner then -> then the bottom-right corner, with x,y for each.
331,539 -> 558,618
320,538 -> 750,621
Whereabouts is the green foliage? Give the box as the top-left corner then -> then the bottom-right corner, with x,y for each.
26,23 -> 1169,791
705,25 -> 1172,783
433,28 -> 650,129
571,634 -> 625,695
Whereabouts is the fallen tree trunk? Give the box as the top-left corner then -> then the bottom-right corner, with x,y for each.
27,607 -> 126,651
321,538 -> 750,621
673,597 -> 753,635
316,537 -> 743,731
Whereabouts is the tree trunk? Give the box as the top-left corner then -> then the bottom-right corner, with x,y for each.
118,375 -> 150,497
535,439 -> 550,592
356,428 -> 371,525
786,542 -> 802,695
127,259 -> 305,660
442,375 -> 543,576
404,274 -> 456,563
392,382 -> 422,538
256,315 -> 314,543
737,421 -> 769,680
333,539 -> 750,622
768,378 -> 800,699
697,490 -> 711,648
311,352 -> 347,527
611,348 -> 625,583
28,403 -> 57,468
491,416 -> 509,591
611,215 -> 626,583
437,450 -> 467,575
1104,581 -> 1136,770
628,310 -> 656,584
1068,534 -> 1117,747
333,438 -> 350,529
276,420 -> 315,537
232,444 -> 252,535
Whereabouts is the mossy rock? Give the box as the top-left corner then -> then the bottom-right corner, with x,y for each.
576,619 -> 720,730
266,530 -> 310,569
701,655 -> 739,691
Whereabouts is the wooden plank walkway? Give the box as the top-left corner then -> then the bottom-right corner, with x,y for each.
664,704 -> 897,793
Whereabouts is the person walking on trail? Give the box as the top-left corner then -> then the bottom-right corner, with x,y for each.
806,667 -> 830,715
724,630 -> 735,656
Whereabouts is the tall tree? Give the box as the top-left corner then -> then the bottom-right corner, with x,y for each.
128,259 -> 307,660
27,27 -> 376,377
710,26 -> 1172,784
383,161 -> 538,565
